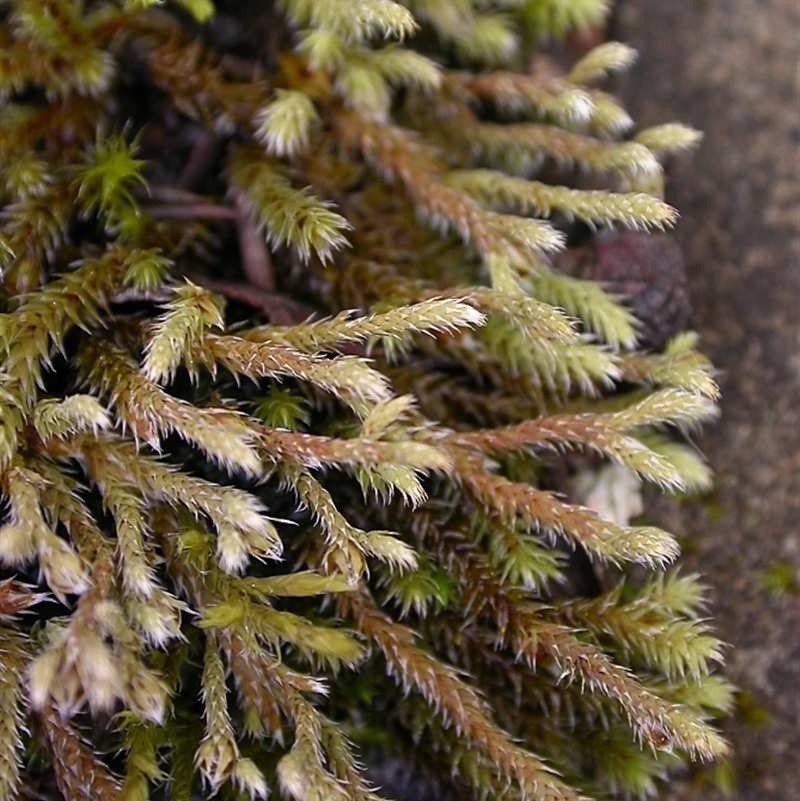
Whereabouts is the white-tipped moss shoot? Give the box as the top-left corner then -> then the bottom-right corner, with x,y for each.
0,2 -> 730,799
254,90 -> 319,158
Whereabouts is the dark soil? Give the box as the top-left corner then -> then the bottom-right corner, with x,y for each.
614,2 -> 800,799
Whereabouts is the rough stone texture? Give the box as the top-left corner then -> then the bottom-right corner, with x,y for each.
562,231 -> 692,350
614,2 -> 800,799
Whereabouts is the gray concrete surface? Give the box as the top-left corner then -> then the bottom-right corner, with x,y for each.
614,2 -> 800,799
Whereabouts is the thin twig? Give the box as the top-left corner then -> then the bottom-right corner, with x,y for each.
143,204 -> 237,220
193,276 -> 319,325
231,188 -> 276,291
179,129 -> 223,192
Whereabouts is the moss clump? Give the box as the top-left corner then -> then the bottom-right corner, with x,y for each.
0,1 -> 731,799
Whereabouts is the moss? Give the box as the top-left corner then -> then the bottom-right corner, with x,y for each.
0,2 -> 731,799
758,559 -> 800,601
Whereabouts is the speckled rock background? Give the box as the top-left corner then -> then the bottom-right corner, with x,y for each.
614,1 -> 800,799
